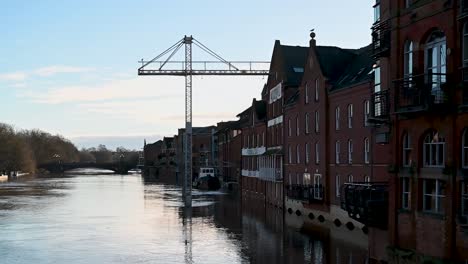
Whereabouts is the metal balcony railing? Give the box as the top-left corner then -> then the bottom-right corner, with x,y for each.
371,20 -> 390,58
369,90 -> 390,122
340,182 -> 388,229
394,73 -> 451,113
286,184 -> 324,203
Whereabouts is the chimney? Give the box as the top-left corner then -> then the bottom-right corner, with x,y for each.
309,30 -> 316,47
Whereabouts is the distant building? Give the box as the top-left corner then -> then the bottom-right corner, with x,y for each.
216,120 -> 244,187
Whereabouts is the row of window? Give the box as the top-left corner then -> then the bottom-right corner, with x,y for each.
243,132 -> 266,148
288,112 -> 320,136
304,79 -> 320,104
287,138 -> 371,165
402,129 -> 468,168
335,138 -> 371,164
288,143 -> 320,164
400,178 -> 447,214
335,102 -> 370,130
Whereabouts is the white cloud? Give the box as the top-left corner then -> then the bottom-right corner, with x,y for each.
33,65 -> 95,77
0,72 -> 27,81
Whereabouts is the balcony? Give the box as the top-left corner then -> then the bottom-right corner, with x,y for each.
369,90 -> 390,123
394,73 -> 454,115
371,20 -> 390,58
340,182 -> 388,228
286,185 -> 324,203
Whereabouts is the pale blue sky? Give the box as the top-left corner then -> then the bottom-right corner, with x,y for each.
0,0 -> 374,149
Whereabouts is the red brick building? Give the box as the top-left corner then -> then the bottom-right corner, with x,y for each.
239,99 -> 267,201
369,0 -> 468,262
216,120 -> 243,188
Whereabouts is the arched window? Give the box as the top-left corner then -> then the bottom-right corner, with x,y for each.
315,111 -> 319,133
314,174 -> 323,200
348,139 -> 353,164
463,129 -> 468,168
423,130 -> 445,167
305,82 -> 309,104
348,104 -> 353,128
315,142 -> 320,164
305,143 -> 310,164
364,175 -> 370,183
425,31 -> 447,103
288,145 -> 292,164
305,113 -> 310,134
402,133 -> 412,167
404,41 -> 414,82
335,106 -> 340,130
364,138 -> 370,164
347,174 -> 353,183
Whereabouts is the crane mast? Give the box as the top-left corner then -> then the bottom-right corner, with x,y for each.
138,35 -> 269,208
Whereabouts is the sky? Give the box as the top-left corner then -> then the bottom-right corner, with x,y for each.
0,0 -> 374,150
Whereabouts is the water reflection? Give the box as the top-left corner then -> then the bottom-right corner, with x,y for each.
0,170 -> 369,263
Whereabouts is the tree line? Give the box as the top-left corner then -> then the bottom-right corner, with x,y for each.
0,123 -> 140,174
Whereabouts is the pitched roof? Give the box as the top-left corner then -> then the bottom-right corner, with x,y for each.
315,46 -> 357,85
332,44 -> 374,90
278,43 -> 309,86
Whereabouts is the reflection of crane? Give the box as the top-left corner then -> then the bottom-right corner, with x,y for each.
138,36 -> 270,208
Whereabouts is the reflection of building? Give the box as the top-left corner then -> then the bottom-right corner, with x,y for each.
371,0 -> 468,262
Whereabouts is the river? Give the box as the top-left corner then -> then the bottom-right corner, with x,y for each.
0,169 -> 369,263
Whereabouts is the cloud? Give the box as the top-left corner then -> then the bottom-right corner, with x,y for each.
0,72 -> 27,81
0,65 -> 95,84
22,77 -> 184,104
33,65 -> 95,77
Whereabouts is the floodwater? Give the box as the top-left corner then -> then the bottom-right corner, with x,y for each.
0,169 -> 369,264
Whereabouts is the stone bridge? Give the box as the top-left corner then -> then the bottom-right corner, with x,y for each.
38,162 -> 136,174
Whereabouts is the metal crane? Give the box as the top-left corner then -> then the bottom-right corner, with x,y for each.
138,35 -> 270,208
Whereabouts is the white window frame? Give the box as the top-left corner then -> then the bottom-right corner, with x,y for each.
404,41 -> 414,83
335,106 -> 340,130
364,175 -> 370,183
315,111 -> 319,133
403,133 -> 412,167
296,116 -> 300,136
374,66 -> 382,116
423,179 -> 445,214
313,174 -> 323,200
315,79 -> 319,102
462,181 -> 468,219
364,100 -> 370,126
347,174 -> 353,183
364,138 -> 370,164
296,145 -> 300,164
335,141 -> 341,164
335,174 -> 341,197
305,113 -> 310,134
347,104 -> 353,128
463,129 -> 468,168
423,131 -> 445,168
315,142 -> 320,164
401,177 -> 410,210
464,23 -> 468,67
305,143 -> 310,164
348,139 -> 353,164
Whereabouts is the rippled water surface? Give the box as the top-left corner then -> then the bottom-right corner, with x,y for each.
0,169 -> 368,264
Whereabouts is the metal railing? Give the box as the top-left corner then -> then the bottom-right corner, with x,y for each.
371,20 -> 391,58
394,73 -> 450,113
370,90 -> 390,120
286,184 -> 324,203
